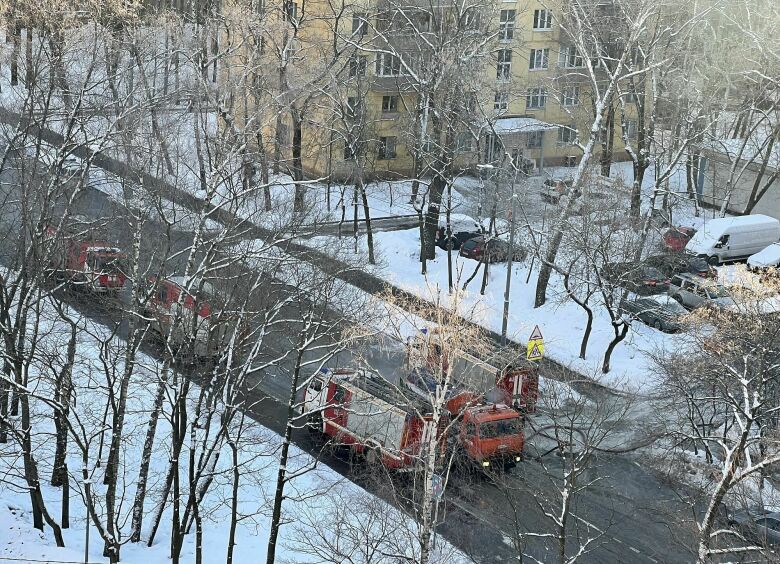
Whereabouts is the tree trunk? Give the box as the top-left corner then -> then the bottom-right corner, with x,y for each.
291,108 -> 305,212
358,178 -> 375,264
226,438 -> 240,564
600,103 -> 615,177
265,349 -> 305,564
11,21 -> 19,86
422,174 -> 445,261
602,322 -> 629,373
24,25 -> 33,88
130,368 -> 168,542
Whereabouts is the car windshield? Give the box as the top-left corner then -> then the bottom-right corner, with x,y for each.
644,267 -> 666,280
87,253 -> 124,273
650,296 -> 687,313
479,417 -> 523,438
461,239 -> 480,251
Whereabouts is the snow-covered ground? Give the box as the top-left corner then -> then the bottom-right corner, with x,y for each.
0,295 -> 467,564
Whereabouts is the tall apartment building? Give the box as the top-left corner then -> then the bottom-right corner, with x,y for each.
233,0 -> 636,181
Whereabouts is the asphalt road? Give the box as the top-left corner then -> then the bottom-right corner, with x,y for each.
0,152 -> 699,562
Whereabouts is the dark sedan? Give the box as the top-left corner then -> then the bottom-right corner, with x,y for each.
459,236 -> 525,263
602,262 -> 671,294
729,509 -> 780,547
645,253 -> 716,279
620,294 -> 688,332
436,226 -> 482,251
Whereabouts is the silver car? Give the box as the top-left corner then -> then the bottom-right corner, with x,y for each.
668,273 -> 735,310
729,509 -> 780,547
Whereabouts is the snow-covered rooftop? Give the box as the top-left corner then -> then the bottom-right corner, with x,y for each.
488,117 -> 561,134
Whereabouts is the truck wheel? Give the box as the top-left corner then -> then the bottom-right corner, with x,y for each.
707,255 -> 720,266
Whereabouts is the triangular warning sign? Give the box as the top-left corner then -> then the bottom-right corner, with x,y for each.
529,325 -> 543,341
527,340 -> 544,361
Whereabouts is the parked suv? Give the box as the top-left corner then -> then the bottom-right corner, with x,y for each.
668,273 -> 735,310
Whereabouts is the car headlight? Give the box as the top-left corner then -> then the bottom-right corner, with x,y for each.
515,456 -> 522,462
482,460 -> 490,467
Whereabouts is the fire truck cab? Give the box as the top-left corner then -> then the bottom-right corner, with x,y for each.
43,222 -> 127,292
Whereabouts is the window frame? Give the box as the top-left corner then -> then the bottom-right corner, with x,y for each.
558,46 -> 584,69
529,48 -> 549,71
496,49 -> 512,80
499,9 -> 516,41
376,52 -> 403,77
494,91 -> 509,111
378,136 -> 397,160
381,95 -> 399,113
557,125 -> 577,145
352,13 -> 368,36
526,87 -> 547,110
532,9 -> 552,30
562,85 -> 581,107
527,130 -> 543,148
349,55 -> 367,77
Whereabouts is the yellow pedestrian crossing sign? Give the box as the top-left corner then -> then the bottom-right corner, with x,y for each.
527,325 -> 544,361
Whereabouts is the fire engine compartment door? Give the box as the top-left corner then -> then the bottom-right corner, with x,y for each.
325,385 -> 351,430
348,393 -> 406,451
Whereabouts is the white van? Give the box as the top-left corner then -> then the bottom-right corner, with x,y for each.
685,214 -> 780,265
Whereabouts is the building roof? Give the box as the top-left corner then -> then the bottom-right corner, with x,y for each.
488,117 -> 561,135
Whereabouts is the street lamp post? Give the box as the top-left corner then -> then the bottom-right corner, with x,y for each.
501,167 -> 519,346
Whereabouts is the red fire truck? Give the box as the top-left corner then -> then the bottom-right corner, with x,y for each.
44,220 -> 127,292
144,276 -> 233,359
407,329 -> 539,414
302,368 -> 445,470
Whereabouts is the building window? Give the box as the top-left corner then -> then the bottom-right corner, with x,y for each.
464,7 -> 481,29
623,91 -> 640,104
378,136 -> 397,159
562,86 -> 580,107
533,9 -> 552,30
527,131 -> 543,148
457,132 -> 473,152
382,95 -> 398,113
419,12 -> 431,32
496,49 -> 512,80
529,48 -> 549,70
558,46 -> 584,68
623,120 -> 638,138
344,141 -> 357,160
346,97 -> 362,119
558,126 -> 577,145
349,55 -> 367,77
278,123 -> 290,146
499,10 -> 516,41
352,13 -> 367,36
494,91 -> 509,111
376,53 -> 402,76
526,88 -> 546,109
284,0 -> 297,22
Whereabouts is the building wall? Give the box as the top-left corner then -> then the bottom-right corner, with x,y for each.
230,0 -> 638,181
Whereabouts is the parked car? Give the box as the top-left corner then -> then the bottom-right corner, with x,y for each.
685,214 -> 780,265
644,254 -> 716,279
620,294 -> 688,332
602,262 -> 670,295
436,227 -> 482,251
662,226 -> 697,252
668,273 -> 735,310
459,236 -> 525,263
540,177 -> 575,204
748,242 -> 780,271
729,509 -> 780,547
